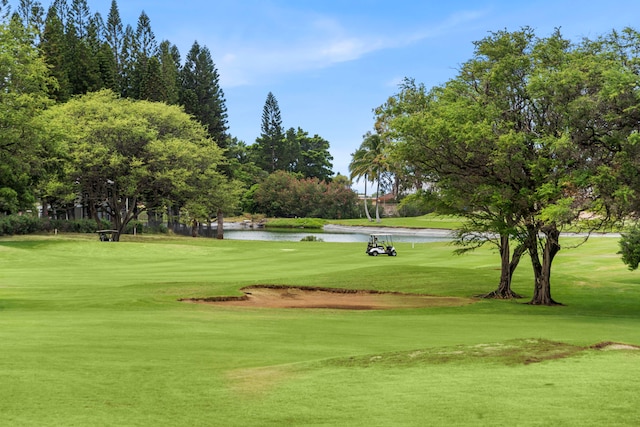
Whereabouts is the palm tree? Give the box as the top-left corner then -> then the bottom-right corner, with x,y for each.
349,132 -> 388,222
349,147 -> 373,221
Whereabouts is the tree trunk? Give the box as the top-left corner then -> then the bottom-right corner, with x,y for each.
363,177 -> 372,221
108,196 -> 138,242
191,219 -> 198,237
528,225 -> 562,305
375,177 -> 381,223
89,201 -> 100,226
216,209 -> 224,239
482,234 -> 525,299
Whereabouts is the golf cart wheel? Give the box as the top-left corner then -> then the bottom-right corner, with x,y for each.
371,251 -> 378,256
390,251 -> 397,256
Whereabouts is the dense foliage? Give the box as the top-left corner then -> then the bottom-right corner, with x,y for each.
37,90 -> 228,240
619,227 -> 640,270
0,14 -> 54,214
0,214 -> 114,235
376,27 -> 640,304
0,0 -> 352,235
251,92 -> 334,182
249,171 -> 358,219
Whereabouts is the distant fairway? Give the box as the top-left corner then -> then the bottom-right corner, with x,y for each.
0,233 -> 638,426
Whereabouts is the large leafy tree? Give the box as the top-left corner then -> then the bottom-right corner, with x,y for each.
0,15 -> 54,214
251,171 -> 357,219
37,90 -> 227,240
286,127 -> 334,181
224,136 -> 268,190
182,174 -> 244,239
381,29 -> 563,303
385,77 -> 527,298
380,28 -> 640,305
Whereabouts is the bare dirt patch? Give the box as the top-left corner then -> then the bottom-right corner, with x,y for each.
180,285 -> 475,310
591,341 -> 640,351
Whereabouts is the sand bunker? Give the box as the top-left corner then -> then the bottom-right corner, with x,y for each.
180,285 -> 475,310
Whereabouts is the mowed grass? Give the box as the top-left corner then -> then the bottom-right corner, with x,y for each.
331,213 -> 464,229
0,233 -> 639,426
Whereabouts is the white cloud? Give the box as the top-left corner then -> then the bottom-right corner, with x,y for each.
214,6 -> 488,88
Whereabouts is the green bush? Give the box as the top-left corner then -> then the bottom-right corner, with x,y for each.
45,218 -> 109,233
0,216 -> 120,236
397,190 -> 438,217
250,171 -> 360,218
125,220 -> 144,234
0,214 -> 42,235
144,223 -> 168,234
619,226 -> 640,270
300,235 -> 324,241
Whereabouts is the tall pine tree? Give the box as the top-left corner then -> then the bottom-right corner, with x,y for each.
104,0 -> 123,93
17,0 -> 44,37
0,0 -> 9,21
40,4 -> 70,101
130,10 -> 157,99
157,40 -> 180,104
64,0 -> 100,94
253,92 -> 286,172
119,23 -> 136,97
179,41 -> 228,147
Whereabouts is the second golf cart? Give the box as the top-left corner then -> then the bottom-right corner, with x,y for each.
366,234 -> 397,256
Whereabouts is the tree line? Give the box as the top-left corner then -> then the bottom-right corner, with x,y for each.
0,0 -> 359,240
358,27 -> 640,305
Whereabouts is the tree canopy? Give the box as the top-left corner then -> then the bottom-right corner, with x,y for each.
36,90 -> 227,240
0,0 -> 348,233
251,92 -> 335,183
376,27 -> 640,305
0,15 -> 54,214
180,41 -> 228,147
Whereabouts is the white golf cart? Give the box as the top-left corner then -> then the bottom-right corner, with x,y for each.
366,234 -> 397,256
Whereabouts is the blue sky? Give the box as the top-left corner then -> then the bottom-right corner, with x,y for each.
26,1 -> 640,189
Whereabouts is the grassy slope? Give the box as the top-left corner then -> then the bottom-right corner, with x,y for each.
0,234 -> 638,426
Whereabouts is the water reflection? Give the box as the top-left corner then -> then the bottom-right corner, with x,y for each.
221,228 -> 451,243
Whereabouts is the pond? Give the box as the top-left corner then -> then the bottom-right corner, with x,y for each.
215,224 -> 453,243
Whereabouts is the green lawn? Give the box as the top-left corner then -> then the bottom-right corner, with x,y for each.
330,213 -> 464,229
0,233 -> 638,426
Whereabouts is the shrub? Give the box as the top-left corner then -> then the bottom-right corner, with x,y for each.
144,223 -> 168,234
0,214 -> 42,235
250,171 -> 360,219
300,235 -> 324,241
397,190 -> 438,217
619,227 -> 640,270
125,220 -> 144,235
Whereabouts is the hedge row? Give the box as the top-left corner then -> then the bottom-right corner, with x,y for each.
0,215 -> 146,236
